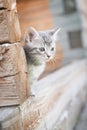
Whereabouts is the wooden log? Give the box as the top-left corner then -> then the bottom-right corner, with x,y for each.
0,107 -> 22,130
0,43 -> 29,107
20,61 -> 87,130
0,0 -> 16,10
0,9 -> 21,43
0,61 -> 86,130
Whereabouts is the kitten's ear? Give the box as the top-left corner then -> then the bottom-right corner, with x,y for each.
49,27 -> 61,41
25,27 -> 39,43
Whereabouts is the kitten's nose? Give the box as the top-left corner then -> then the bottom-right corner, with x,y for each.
47,55 -> 51,58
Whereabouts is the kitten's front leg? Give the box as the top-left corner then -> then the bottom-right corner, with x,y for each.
30,89 -> 36,97
29,78 -> 37,97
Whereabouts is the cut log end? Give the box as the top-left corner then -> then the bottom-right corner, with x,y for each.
0,43 -> 29,107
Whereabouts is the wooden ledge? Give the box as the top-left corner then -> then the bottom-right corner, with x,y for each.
0,60 -> 87,130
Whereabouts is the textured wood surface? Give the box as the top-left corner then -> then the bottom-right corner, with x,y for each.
0,61 -> 86,130
17,0 -> 53,37
0,0 -> 21,43
24,61 -> 87,130
0,43 -> 29,107
0,9 -> 21,43
0,107 -> 22,130
0,0 -> 16,10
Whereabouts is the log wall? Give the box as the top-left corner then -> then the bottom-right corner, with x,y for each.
0,43 -> 29,106
0,0 -> 21,43
0,1 -> 86,130
0,0 -> 29,106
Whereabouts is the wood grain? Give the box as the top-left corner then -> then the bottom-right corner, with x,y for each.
0,43 -> 29,107
0,0 -> 16,10
0,61 -> 86,130
17,0 -> 53,37
0,107 -> 22,130
0,9 -> 21,43
19,61 -> 87,130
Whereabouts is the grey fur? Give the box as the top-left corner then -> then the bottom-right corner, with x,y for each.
23,27 -> 60,93
38,32 -> 52,45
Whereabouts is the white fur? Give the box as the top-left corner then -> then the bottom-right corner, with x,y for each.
27,63 -> 45,86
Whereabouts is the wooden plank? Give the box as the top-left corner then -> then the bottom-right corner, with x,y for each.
0,61 -> 86,130
0,9 -> 21,43
0,43 -> 29,106
0,0 -> 16,10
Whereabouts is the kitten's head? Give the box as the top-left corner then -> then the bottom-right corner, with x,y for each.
24,27 -> 60,62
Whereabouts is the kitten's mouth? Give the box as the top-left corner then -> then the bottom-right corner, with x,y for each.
45,57 -> 52,62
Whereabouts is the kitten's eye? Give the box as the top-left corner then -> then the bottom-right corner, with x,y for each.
51,47 -> 54,51
39,47 -> 45,52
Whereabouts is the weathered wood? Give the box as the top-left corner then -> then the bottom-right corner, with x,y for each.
20,61 -> 87,130
17,0 -> 53,37
0,61 -> 86,130
0,0 -> 16,10
0,43 -> 29,107
0,0 -> 21,43
0,9 -> 21,43
0,107 -> 22,130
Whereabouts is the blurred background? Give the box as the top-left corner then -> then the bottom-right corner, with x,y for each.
17,0 -> 87,77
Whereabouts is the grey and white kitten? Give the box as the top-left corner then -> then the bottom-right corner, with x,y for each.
23,27 -> 60,94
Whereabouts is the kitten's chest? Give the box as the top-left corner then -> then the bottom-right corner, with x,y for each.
28,63 -> 45,81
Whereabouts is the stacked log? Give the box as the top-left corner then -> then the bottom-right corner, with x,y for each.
0,0 -> 21,43
0,0 -> 29,107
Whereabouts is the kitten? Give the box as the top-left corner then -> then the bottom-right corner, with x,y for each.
23,27 -> 60,95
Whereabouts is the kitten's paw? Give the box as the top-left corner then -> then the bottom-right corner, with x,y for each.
30,91 -> 36,98
30,93 -> 35,97
30,88 -> 36,98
